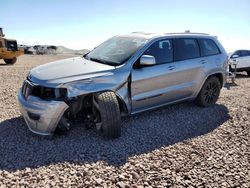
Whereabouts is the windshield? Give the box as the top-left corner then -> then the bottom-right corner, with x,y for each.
85,36 -> 147,66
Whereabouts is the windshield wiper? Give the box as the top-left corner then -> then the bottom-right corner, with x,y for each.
88,57 -> 119,66
89,57 -> 106,64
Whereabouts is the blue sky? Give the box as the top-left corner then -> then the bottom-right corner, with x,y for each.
1,0 -> 250,52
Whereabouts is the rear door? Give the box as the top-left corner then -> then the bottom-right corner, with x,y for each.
172,38 -> 206,97
197,38 -> 223,69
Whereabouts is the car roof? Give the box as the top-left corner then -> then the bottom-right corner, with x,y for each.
121,32 -> 216,40
234,49 -> 250,51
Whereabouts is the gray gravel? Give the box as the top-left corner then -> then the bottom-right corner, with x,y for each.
0,55 -> 249,187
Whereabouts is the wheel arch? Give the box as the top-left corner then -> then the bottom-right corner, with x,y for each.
91,90 -> 129,116
207,73 -> 224,88
115,94 -> 129,115
195,72 -> 224,98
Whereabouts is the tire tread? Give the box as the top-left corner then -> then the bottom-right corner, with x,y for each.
96,91 -> 121,138
195,77 -> 221,107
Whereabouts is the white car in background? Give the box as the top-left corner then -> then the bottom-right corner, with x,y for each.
229,50 -> 250,76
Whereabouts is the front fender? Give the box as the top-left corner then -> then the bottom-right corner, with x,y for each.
63,72 -> 132,114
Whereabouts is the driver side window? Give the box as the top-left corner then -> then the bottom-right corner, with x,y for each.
143,39 -> 173,64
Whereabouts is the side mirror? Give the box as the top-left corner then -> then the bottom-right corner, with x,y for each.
140,55 -> 156,66
231,54 -> 239,59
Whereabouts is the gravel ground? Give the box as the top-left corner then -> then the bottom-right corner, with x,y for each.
0,55 -> 249,187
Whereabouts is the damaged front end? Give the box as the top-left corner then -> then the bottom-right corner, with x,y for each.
18,71 -> 130,136
18,79 -> 69,135
18,92 -> 68,136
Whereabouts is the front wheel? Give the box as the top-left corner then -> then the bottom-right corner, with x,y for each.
93,91 -> 121,139
195,77 -> 221,107
4,57 -> 17,65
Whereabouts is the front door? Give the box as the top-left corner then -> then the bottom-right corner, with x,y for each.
131,39 -> 184,113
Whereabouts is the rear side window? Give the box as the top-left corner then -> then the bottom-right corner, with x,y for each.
143,39 -> 173,64
240,50 -> 249,57
174,38 -> 200,61
199,39 -> 220,56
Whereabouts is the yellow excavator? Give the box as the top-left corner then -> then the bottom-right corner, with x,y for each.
0,27 -> 24,64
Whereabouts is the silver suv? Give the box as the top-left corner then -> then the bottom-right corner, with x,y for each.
18,32 -> 228,138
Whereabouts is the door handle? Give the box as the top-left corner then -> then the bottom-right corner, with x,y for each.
168,66 -> 176,70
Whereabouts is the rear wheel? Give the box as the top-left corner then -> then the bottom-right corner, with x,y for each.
195,77 -> 221,107
93,91 -> 121,139
4,57 -> 17,65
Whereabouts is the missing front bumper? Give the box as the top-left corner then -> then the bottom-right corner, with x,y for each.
17,90 -> 69,136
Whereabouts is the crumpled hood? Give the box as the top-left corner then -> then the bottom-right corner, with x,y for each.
29,57 -> 116,86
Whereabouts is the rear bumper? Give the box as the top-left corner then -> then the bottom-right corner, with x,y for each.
17,90 -> 68,136
0,48 -> 24,59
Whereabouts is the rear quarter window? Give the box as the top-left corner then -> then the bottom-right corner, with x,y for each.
198,39 -> 220,57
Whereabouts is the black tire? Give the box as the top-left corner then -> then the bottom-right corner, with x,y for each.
4,57 -> 17,65
195,77 -> 221,107
95,91 -> 121,138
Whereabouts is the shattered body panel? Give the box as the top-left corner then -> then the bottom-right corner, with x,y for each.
27,56 -> 132,111
18,91 -> 68,135
18,56 -> 133,135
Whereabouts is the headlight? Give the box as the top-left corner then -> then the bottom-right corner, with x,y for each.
42,88 -> 55,99
55,88 -> 68,99
32,86 -> 67,100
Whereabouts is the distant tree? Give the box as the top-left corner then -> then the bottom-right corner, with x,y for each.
47,45 -> 57,50
47,45 -> 57,55
33,45 -> 40,50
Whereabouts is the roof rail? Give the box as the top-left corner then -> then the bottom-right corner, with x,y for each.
132,31 -> 145,33
165,32 -> 209,35
131,31 -> 155,35
131,31 -> 210,36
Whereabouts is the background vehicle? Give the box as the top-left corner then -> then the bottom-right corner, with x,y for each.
228,50 -> 250,76
18,32 -> 228,138
0,27 -> 23,64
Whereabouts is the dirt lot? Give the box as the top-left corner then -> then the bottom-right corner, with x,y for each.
0,55 -> 249,187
